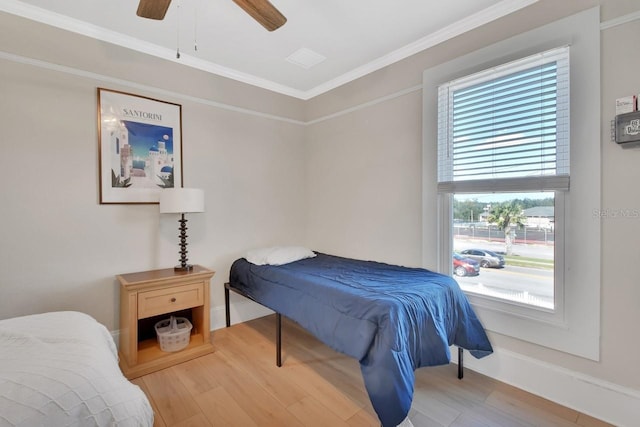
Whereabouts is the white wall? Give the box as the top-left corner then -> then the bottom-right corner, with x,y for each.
304,1 -> 640,424
0,14 -> 307,331
305,89 -> 423,267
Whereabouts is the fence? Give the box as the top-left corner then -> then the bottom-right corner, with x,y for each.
454,223 -> 555,245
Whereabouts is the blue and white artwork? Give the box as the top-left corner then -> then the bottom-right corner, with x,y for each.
99,88 -> 182,203
110,121 -> 175,189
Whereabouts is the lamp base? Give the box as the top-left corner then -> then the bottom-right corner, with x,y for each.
174,214 -> 193,272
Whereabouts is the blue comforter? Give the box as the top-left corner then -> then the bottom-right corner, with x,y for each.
229,253 -> 492,426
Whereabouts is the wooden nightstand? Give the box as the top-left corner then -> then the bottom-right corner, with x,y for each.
117,265 -> 215,379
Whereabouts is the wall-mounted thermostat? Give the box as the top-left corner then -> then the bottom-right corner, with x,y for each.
615,111 -> 640,145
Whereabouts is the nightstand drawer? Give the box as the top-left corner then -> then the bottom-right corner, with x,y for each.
137,282 -> 204,319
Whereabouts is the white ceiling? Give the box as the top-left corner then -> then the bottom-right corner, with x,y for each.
1,0 -> 539,99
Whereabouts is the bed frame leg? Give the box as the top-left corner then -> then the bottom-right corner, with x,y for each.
224,284 -> 231,327
458,347 -> 464,379
276,313 -> 282,367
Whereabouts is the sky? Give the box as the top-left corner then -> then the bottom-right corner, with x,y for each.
123,120 -> 174,158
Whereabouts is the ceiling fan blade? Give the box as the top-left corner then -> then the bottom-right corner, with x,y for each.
232,0 -> 287,31
137,0 -> 172,20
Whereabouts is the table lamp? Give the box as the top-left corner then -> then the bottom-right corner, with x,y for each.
159,188 -> 205,271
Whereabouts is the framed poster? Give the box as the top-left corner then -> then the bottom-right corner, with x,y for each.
98,88 -> 183,204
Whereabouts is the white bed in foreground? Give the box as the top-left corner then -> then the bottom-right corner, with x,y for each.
0,311 -> 153,427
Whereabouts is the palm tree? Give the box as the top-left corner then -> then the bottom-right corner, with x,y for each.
487,201 -> 526,255
111,170 -> 131,188
157,171 -> 174,188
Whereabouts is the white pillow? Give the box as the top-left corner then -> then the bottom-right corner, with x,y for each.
246,246 -> 316,266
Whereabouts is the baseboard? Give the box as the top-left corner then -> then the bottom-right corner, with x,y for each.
458,346 -> 640,427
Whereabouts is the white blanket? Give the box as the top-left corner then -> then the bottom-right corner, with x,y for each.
0,311 -> 153,427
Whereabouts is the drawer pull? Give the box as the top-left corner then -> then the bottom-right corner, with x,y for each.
170,297 -> 177,303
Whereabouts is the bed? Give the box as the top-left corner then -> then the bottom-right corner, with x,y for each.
0,311 -> 154,427
225,250 -> 493,427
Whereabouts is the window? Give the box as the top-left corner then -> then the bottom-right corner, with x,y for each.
422,8 -> 600,360
437,47 -> 569,313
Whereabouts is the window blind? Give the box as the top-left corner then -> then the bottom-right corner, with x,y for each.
437,46 -> 570,189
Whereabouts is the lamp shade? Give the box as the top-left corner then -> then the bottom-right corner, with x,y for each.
159,188 -> 205,214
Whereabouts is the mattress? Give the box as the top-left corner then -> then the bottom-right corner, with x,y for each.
0,311 -> 153,427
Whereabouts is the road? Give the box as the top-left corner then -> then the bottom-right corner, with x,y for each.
455,265 -> 554,309
451,235 -> 555,308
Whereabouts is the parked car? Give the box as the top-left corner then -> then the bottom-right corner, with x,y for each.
459,248 -> 505,268
453,253 -> 480,277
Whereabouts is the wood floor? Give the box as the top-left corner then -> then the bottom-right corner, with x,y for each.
132,315 -> 613,427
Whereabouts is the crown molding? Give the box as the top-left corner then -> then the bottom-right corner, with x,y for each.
1,0 -> 537,100
0,0 -> 308,99
303,0 -> 539,99
600,9 -> 640,30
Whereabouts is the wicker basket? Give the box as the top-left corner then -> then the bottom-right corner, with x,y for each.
154,316 -> 192,352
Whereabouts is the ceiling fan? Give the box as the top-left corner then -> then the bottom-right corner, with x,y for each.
136,0 -> 287,31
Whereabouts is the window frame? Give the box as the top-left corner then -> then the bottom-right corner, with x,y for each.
421,8 -> 601,361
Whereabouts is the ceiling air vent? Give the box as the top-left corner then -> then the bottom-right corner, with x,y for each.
285,48 -> 326,69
